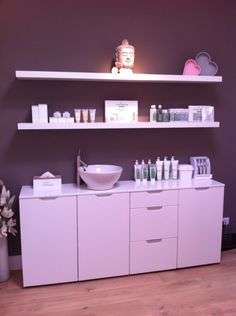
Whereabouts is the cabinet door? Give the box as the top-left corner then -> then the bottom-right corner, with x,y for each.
20,196 -> 78,287
78,193 -> 129,280
177,187 -> 224,268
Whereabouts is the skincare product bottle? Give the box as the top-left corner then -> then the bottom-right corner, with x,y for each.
148,159 -> 152,180
162,109 -> 170,122
163,156 -> 170,180
134,160 -> 141,183
156,157 -> 163,180
74,109 -> 81,123
171,156 -> 179,180
82,109 -> 88,122
77,150 -> 81,187
149,163 -> 157,184
150,105 -> 156,122
141,159 -> 148,183
157,104 -> 163,122
89,109 -> 96,122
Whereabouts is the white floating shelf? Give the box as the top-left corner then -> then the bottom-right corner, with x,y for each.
15,71 -> 222,83
17,122 -> 220,130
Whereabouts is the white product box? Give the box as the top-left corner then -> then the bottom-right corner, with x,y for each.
178,164 -> 193,180
188,106 -> 202,122
58,117 -> 66,123
105,100 -> 138,122
33,175 -> 62,192
202,106 -> 214,122
49,117 -> 58,123
31,105 -> 39,123
188,105 -> 215,122
65,117 -> 74,123
38,104 -> 48,123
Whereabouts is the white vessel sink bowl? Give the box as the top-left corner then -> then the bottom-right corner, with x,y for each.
79,164 -> 123,190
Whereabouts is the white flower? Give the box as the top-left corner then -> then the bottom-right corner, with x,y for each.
0,185 -> 7,206
7,218 -> 17,236
1,206 -> 14,219
0,222 -> 8,237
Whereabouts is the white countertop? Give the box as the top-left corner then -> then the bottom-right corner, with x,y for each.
19,179 -> 225,199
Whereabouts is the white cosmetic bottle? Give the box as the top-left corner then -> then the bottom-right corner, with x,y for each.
156,157 -> 163,181
163,156 -> 170,180
171,156 -> 179,180
150,105 -> 156,122
134,160 -> 141,183
141,159 -> 148,183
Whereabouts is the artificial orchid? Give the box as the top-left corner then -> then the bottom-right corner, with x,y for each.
0,180 -> 17,238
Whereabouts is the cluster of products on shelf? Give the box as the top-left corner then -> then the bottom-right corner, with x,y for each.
74,109 -> 96,123
31,104 -> 96,123
149,105 -> 215,122
134,155 -> 212,183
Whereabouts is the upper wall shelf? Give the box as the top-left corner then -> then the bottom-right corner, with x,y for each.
15,71 -> 223,83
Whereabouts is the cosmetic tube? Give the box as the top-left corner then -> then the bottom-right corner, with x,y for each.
156,157 -> 163,181
89,109 -> 96,122
149,164 -> 157,183
74,109 -> 81,123
134,160 -> 141,183
163,157 -> 170,180
141,159 -> 148,183
171,156 -> 179,180
82,109 -> 88,122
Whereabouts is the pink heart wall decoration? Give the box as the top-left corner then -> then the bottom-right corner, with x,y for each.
183,59 -> 201,75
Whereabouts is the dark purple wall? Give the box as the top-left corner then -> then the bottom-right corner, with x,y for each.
1,0 -> 235,255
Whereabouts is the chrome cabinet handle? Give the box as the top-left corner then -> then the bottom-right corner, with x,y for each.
95,193 -> 112,197
147,206 -> 163,211
39,197 -> 59,200
195,187 -> 210,191
146,239 -> 162,243
147,190 -> 163,194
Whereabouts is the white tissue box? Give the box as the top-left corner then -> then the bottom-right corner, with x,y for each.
33,175 -> 62,191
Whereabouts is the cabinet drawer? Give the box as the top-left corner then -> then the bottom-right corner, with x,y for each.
130,190 -> 178,208
130,238 -> 177,274
130,205 -> 178,241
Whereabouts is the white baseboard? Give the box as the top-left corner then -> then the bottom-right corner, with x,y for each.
9,255 -> 22,270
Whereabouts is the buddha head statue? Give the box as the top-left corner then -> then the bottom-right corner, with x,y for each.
115,39 -> 135,70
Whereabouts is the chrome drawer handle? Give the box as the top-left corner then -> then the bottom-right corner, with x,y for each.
147,206 -> 163,211
146,239 -> 162,244
195,187 -> 210,191
39,197 -> 58,200
147,190 -> 162,194
95,193 -> 112,197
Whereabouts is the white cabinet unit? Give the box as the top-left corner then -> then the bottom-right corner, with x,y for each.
130,190 -> 178,274
19,196 -> 78,287
19,180 -> 224,286
177,187 -> 224,268
78,193 -> 129,280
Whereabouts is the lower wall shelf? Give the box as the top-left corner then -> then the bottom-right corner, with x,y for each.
17,121 -> 220,130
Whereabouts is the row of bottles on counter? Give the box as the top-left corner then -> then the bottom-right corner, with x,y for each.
134,157 -> 179,183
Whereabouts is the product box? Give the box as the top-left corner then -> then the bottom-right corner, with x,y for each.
105,100 -> 138,123
31,105 -> 39,123
188,105 -> 214,122
178,164 -> 193,180
38,104 -> 48,123
33,171 -> 62,192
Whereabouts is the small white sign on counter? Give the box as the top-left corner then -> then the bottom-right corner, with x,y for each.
33,171 -> 62,191
105,100 -> 138,122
